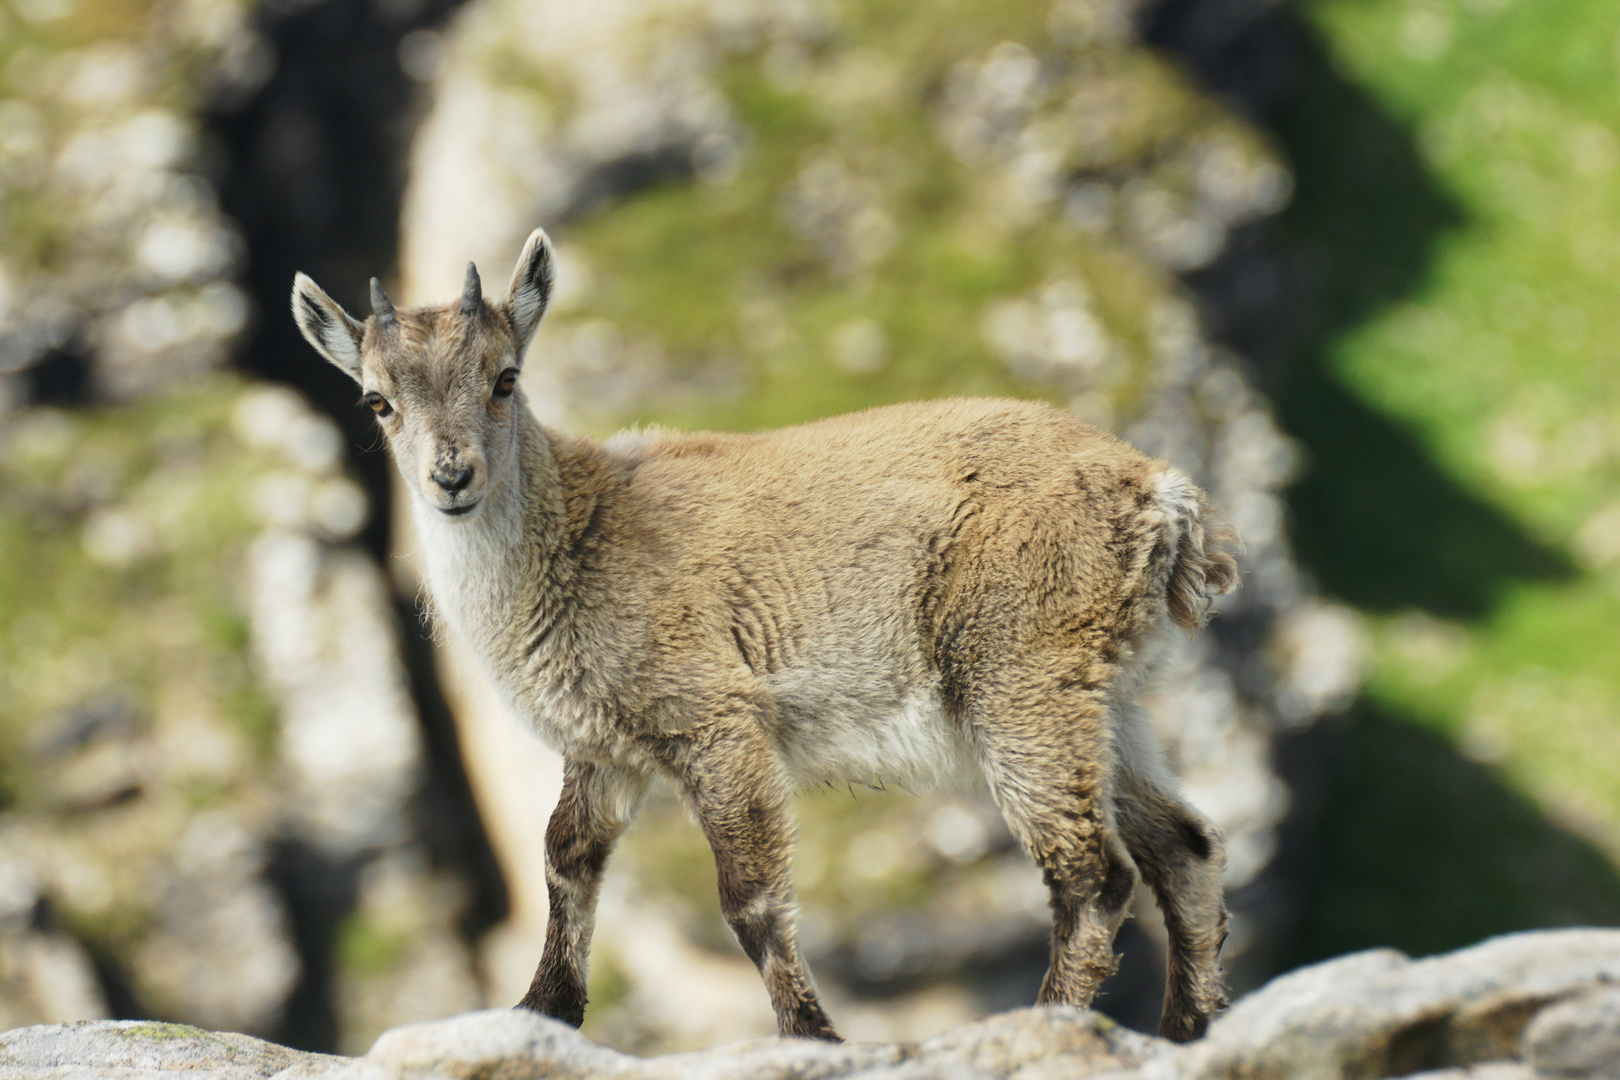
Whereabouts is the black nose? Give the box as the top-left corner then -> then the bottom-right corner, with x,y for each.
433,465 -> 474,492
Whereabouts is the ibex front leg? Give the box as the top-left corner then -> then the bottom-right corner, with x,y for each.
520,759 -> 646,1026
676,723 -> 839,1041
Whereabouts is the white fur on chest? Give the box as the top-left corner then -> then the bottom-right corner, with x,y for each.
414,498 -> 523,651
414,498 -> 604,755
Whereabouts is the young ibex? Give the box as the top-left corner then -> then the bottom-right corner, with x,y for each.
291,228 -> 1239,1043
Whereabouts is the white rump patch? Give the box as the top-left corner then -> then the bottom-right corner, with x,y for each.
1154,467 -> 1201,544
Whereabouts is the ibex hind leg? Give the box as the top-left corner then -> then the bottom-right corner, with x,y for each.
1115,768 -> 1229,1041
520,760 -> 647,1026
673,720 -> 840,1041
971,675 -> 1138,1008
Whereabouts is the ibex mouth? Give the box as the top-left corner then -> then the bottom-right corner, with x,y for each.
441,500 -> 481,518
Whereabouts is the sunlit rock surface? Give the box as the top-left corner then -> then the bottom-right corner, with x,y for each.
398,0 -> 1361,1049
6,931 -> 1620,1080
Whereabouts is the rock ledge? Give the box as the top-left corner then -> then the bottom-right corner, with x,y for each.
5,931 -> 1619,1080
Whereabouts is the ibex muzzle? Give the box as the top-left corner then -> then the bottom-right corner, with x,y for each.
292,227 -> 1240,1043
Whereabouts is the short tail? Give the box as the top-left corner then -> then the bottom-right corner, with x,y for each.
1156,469 -> 1241,632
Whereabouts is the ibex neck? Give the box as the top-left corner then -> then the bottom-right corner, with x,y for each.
410,402 -> 572,661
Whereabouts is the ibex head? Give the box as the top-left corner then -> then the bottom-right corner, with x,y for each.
291,228 -> 555,522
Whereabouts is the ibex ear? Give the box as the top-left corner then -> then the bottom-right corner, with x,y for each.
503,227 -> 555,358
291,272 -> 366,383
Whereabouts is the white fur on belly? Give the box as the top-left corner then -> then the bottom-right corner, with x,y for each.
770,684 -> 978,790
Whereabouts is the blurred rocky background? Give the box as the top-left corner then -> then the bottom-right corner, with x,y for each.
0,0 -> 1617,1060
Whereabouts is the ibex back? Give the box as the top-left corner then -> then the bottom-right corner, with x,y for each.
292,228 -> 1240,1043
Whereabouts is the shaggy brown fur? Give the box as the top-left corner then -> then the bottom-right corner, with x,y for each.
291,229 -> 1241,1043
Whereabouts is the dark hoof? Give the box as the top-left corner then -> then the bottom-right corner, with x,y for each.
516,992 -> 584,1029
1159,1011 -> 1210,1043
782,1002 -> 842,1042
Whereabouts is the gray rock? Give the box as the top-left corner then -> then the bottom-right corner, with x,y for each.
351,1008 -> 635,1078
6,864 -> 1620,1080
336,1006 -> 1154,1080
842,1063 -> 995,1080
1395,1067 -> 1535,1080
0,1007 -> 1154,1080
1523,986 -> 1620,1080
648,1038 -> 903,1080
0,1019 -> 344,1079
1156,929 -> 1620,1080
908,1008 -> 1159,1078
642,1036 -> 903,1080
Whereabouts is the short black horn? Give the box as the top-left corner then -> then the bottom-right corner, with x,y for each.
461,262 -> 482,315
370,278 -> 397,325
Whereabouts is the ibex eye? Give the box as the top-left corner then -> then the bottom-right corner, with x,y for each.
494,368 -> 519,397
363,391 -> 392,416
